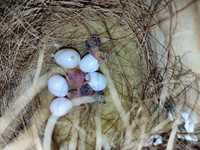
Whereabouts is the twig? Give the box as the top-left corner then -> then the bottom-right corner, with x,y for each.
0,67 -> 63,136
102,135 -> 111,150
68,111 -> 80,150
3,109 -> 49,150
95,106 -> 102,150
74,125 -> 86,150
166,117 -> 180,150
32,44 -> 45,87
167,105 -> 182,150
100,64 -> 129,128
137,124 -> 146,150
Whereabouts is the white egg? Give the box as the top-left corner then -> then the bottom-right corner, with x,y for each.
50,97 -> 73,117
54,49 -> 81,69
80,54 -> 99,73
87,72 -> 107,91
48,74 -> 69,97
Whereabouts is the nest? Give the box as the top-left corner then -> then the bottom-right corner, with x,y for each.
0,0 -> 199,150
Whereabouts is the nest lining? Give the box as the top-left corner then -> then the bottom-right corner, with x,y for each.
1,0 -> 199,150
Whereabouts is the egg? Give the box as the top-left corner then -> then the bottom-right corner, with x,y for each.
79,54 -> 99,73
86,72 -> 107,91
54,48 -> 81,69
48,74 -> 69,97
50,97 -> 73,117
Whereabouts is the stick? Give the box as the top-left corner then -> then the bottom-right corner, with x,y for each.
100,64 -> 129,127
43,115 -> 59,150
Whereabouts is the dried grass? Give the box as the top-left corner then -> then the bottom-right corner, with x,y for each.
0,0 -> 199,150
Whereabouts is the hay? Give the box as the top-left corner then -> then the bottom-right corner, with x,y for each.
0,0 -> 199,150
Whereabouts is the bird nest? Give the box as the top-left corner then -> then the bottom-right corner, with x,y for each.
0,0 -> 199,150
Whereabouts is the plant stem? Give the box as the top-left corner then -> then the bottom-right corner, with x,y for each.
43,115 -> 59,150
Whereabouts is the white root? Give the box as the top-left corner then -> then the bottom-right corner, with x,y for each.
71,96 -> 96,107
43,115 -> 59,150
